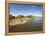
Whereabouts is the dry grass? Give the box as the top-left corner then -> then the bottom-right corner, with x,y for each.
10,17 -> 32,26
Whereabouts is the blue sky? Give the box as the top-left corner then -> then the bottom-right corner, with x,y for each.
10,3 -> 42,17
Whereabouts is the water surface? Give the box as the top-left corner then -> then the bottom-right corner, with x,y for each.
9,17 -> 43,32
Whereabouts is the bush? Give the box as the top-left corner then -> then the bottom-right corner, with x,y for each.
9,15 -> 15,20
17,15 -> 24,19
28,15 -> 33,18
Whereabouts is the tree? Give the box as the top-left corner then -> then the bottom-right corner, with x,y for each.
17,15 -> 24,19
28,15 -> 33,18
9,15 -> 15,20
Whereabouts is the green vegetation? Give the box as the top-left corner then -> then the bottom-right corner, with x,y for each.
9,15 -> 34,20
17,15 -> 24,19
9,15 -> 15,20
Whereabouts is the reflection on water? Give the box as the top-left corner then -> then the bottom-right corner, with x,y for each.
9,17 -> 43,32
